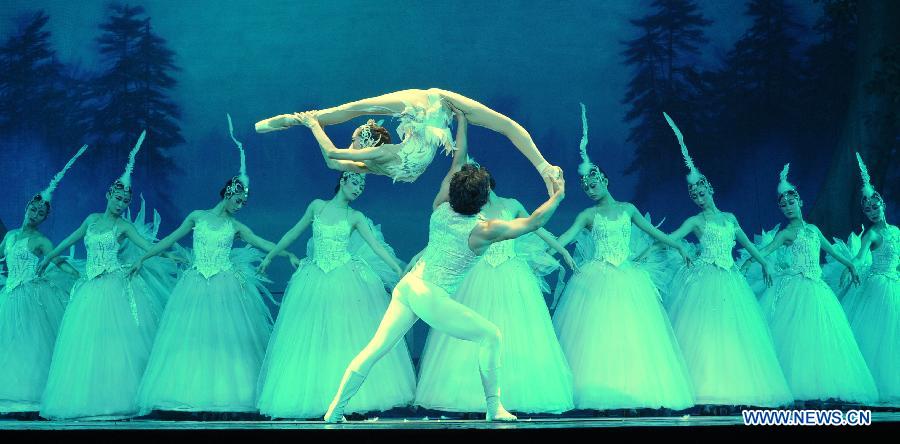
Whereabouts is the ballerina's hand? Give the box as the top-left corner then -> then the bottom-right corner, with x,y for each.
761,263 -> 774,288
35,258 -> 51,277
541,165 -> 564,197
288,254 -> 302,270
848,265 -> 861,287
564,254 -> 580,274
680,249 -> 693,268
127,260 -> 143,278
257,257 -> 272,276
839,268 -> 851,288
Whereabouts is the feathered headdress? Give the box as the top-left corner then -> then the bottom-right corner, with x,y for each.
31,144 -> 88,208
111,130 -> 146,192
225,113 -> 250,197
855,151 -> 882,205
777,163 -> 798,198
663,112 -> 703,185
577,103 -> 603,188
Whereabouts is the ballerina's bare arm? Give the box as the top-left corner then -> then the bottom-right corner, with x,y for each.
470,178 -> 565,253
852,228 -> 876,266
261,201 -> 318,266
433,107 -> 469,209
511,199 -> 572,257
626,203 -> 686,252
815,225 -> 859,279
301,118 -> 371,174
35,236 -> 79,277
42,215 -> 94,262
135,211 -> 200,264
637,216 -> 700,262
728,214 -> 770,266
739,229 -> 790,270
555,208 -> 595,247
234,220 -> 297,261
350,211 -> 403,274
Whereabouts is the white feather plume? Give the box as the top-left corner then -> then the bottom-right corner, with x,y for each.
227,113 -> 249,188
40,144 -> 88,201
777,163 -> 795,195
663,112 -> 702,184
855,151 -> 874,198
576,102 -> 595,176
118,130 -> 146,188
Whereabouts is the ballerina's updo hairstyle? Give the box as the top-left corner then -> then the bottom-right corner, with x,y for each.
449,164 -> 491,215
355,119 -> 392,148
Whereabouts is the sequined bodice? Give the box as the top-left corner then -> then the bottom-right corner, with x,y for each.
786,225 -> 822,280
85,223 -> 122,279
192,218 -> 235,279
871,225 -> 899,277
591,211 -> 631,267
482,208 -> 516,267
416,203 -> 482,294
698,219 -> 736,269
382,93 -> 454,183
312,215 -> 353,272
3,235 -> 39,291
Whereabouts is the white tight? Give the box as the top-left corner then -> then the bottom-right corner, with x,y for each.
346,274 -> 502,377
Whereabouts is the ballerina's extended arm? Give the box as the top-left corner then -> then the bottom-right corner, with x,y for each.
36,215 -> 93,276
815,226 -> 860,285
257,202 -> 318,275
626,204 -> 692,266
433,104 -> 470,209
350,212 -> 403,276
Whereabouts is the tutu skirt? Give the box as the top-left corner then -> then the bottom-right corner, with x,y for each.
553,260 -> 694,410
415,257 -> 573,413
257,259 -> 415,418
137,269 -> 273,413
0,280 -> 67,412
760,275 -> 878,403
40,271 -> 163,420
666,264 -> 793,407
841,273 -> 900,405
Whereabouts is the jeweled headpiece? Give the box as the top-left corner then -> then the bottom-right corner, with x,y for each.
356,119 -> 385,148
110,131 -> 146,194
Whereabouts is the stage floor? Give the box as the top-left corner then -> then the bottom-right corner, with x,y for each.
2,412 -> 899,430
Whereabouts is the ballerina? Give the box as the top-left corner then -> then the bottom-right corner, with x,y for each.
741,164 -> 877,404
321,104 -> 566,423
548,104 -> 695,411
659,113 -> 793,408
37,132 -> 179,420
255,168 -> 416,419
130,115 -> 298,415
413,108 -> 575,415
839,152 -> 899,405
0,145 -> 85,414
255,88 -> 562,195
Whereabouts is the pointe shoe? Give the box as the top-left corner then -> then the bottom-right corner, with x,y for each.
255,114 -> 298,133
480,366 -> 517,422
485,396 -> 518,422
323,369 -> 367,423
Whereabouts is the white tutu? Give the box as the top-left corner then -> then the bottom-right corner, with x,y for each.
257,214 -> 414,418
667,263 -> 794,407
760,274 -> 878,403
0,278 -> 67,412
415,253 -> 574,413
842,272 -> 900,405
40,271 -> 164,420
554,260 -> 694,410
